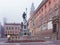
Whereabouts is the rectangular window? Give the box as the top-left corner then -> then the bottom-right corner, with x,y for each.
15,27 -> 17,30
6,27 -> 8,30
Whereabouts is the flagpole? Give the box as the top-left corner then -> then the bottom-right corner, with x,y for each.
26,8 -> 27,20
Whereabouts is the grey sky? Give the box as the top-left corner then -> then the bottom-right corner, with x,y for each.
0,0 -> 42,24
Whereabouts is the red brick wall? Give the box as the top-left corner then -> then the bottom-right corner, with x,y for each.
28,0 -> 60,40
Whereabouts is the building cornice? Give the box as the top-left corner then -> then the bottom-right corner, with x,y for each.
5,23 -> 21,25
33,0 -> 48,15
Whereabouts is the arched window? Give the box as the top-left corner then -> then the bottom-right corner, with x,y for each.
54,4 -> 58,16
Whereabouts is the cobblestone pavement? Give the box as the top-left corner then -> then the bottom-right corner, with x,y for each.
0,40 -> 60,45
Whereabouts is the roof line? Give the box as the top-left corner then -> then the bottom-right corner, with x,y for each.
33,0 -> 48,15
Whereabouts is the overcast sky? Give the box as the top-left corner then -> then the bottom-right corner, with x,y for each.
0,0 -> 42,24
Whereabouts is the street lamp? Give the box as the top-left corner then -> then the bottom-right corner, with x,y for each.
7,35 -> 11,41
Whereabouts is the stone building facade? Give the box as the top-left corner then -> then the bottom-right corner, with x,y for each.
4,23 -> 21,39
28,0 -> 60,40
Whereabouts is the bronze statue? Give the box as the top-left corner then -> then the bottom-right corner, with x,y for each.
22,12 -> 26,19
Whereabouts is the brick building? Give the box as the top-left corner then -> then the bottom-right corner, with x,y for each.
4,23 -> 21,39
28,0 -> 60,40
